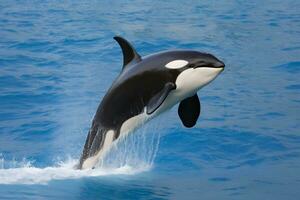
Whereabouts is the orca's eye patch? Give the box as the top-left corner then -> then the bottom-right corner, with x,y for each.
165,60 -> 189,69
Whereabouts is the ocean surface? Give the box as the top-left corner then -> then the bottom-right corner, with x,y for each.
0,1 -> 300,199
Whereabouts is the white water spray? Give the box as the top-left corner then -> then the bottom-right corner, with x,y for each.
0,119 -> 162,185
97,118 -> 161,169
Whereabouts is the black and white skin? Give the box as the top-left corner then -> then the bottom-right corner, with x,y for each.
78,36 -> 225,169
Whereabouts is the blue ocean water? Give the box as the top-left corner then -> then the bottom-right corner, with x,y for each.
0,0 -> 300,199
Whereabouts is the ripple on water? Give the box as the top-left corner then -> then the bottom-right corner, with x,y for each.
273,61 -> 300,73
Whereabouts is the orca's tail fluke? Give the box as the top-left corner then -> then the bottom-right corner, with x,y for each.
77,123 -> 113,169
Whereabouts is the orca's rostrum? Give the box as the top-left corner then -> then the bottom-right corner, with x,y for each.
78,36 -> 225,169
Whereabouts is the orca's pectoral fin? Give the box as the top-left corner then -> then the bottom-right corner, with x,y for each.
146,82 -> 176,114
113,36 -> 141,68
178,94 -> 201,128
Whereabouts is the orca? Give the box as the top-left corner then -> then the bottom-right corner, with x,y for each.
78,36 -> 225,169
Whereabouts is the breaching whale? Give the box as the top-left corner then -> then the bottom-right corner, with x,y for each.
78,36 -> 225,169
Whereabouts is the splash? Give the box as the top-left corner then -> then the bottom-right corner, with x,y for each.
0,158 -> 145,185
98,119 -> 161,169
0,120 -> 161,185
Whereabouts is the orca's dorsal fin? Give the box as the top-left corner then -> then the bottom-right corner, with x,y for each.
114,36 -> 141,69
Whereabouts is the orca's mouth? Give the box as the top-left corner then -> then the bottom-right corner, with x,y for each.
213,61 -> 225,68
